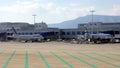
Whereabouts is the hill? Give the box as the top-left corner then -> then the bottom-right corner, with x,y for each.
48,15 -> 120,28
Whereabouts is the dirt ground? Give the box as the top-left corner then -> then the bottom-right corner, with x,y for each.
0,41 -> 120,68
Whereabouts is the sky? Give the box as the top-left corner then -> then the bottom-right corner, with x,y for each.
0,0 -> 120,24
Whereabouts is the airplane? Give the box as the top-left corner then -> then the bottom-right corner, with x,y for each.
90,33 -> 112,43
7,27 -> 44,42
76,26 -> 113,44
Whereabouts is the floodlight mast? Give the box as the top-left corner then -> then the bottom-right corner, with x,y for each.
32,14 -> 36,24
90,10 -> 95,34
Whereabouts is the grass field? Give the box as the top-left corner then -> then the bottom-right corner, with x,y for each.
0,41 -> 120,68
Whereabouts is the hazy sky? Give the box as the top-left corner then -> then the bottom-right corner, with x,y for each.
0,0 -> 120,24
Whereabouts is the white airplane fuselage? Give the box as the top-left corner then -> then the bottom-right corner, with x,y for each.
12,34 -> 44,42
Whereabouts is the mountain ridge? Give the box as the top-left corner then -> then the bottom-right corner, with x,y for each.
48,15 -> 120,28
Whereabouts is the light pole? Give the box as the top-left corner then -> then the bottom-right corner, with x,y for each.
32,14 -> 36,24
90,10 -> 95,24
90,10 -> 95,34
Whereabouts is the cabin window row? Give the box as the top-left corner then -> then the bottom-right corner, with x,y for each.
7,32 -> 59,35
62,31 -> 85,35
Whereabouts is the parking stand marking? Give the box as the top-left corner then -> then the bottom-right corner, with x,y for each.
25,51 -> 29,68
38,51 -> 51,68
0,50 -> 5,55
0,51 -> 3,55
78,52 -> 120,68
108,53 -> 120,56
3,50 -> 16,68
93,52 -> 120,62
51,52 -> 74,68
64,52 -> 98,68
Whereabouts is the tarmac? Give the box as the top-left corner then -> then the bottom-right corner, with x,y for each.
0,41 -> 120,68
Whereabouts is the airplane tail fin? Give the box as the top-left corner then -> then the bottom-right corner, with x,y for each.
12,27 -> 17,34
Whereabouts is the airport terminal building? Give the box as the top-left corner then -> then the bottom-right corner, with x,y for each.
0,22 -> 60,41
61,22 -> 120,39
0,22 -> 120,41
78,22 -> 120,32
